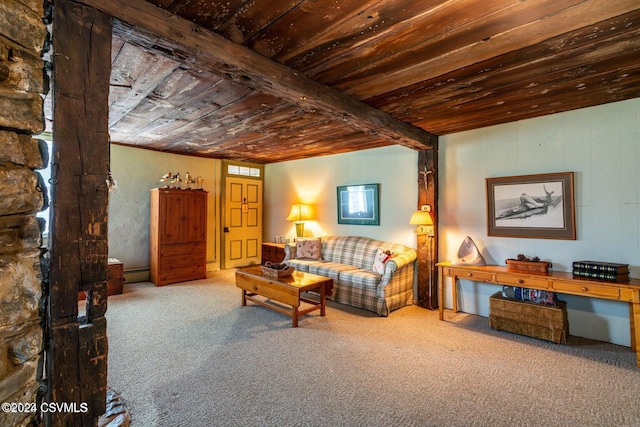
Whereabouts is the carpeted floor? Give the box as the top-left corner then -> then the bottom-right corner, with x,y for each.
105,269 -> 640,427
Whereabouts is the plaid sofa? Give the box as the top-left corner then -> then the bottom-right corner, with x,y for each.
284,236 -> 417,316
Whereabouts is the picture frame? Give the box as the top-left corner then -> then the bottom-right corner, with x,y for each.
486,172 -> 576,239
337,183 -> 380,225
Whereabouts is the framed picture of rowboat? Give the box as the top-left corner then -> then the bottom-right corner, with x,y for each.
486,172 -> 576,239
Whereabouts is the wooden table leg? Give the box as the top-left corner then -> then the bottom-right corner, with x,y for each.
320,283 -> 326,317
438,266 -> 444,320
631,298 -> 640,367
452,275 -> 458,313
242,289 -> 247,306
292,304 -> 299,328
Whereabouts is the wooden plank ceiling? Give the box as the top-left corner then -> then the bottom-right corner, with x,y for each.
71,0 -> 640,163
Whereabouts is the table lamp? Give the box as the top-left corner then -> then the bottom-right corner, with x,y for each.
286,204 -> 312,238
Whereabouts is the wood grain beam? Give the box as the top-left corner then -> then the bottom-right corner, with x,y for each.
76,0 -> 437,150
416,148 -> 438,310
48,1 -> 110,424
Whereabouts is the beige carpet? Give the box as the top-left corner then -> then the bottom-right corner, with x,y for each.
105,269 -> 640,427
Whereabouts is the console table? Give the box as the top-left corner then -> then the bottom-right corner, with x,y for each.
436,261 -> 640,367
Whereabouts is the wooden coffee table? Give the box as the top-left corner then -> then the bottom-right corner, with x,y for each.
235,266 -> 333,327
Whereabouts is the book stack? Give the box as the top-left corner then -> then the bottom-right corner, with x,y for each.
572,260 -> 630,282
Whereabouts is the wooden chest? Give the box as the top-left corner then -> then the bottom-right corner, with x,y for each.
506,259 -> 551,273
106,258 -> 124,295
489,292 -> 568,344
262,243 -> 286,265
78,258 -> 124,300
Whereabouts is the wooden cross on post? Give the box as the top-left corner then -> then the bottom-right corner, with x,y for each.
419,166 -> 433,190
417,148 -> 438,310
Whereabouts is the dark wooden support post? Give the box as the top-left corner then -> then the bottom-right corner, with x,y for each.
416,143 -> 438,309
46,1 -> 112,425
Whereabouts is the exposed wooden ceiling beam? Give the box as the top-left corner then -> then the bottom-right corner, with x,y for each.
76,0 -> 437,150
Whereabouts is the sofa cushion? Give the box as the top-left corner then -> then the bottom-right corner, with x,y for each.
296,238 -> 322,259
286,259 -> 325,273
322,236 -> 380,270
338,268 -> 380,289
309,262 -> 359,281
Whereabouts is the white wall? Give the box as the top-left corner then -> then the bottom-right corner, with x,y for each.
264,145 -> 419,248
439,98 -> 640,346
108,145 -> 221,280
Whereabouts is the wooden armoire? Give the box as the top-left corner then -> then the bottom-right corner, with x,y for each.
150,188 -> 208,286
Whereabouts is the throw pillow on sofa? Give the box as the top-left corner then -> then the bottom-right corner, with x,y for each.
296,238 -> 322,259
372,248 -> 392,274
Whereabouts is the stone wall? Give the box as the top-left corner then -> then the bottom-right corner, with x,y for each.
0,0 -> 48,426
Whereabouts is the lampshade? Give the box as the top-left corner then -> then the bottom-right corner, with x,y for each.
286,204 -> 312,222
409,210 -> 433,226
287,204 -> 312,238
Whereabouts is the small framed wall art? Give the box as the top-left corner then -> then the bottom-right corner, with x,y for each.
486,172 -> 576,239
337,183 -> 380,225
